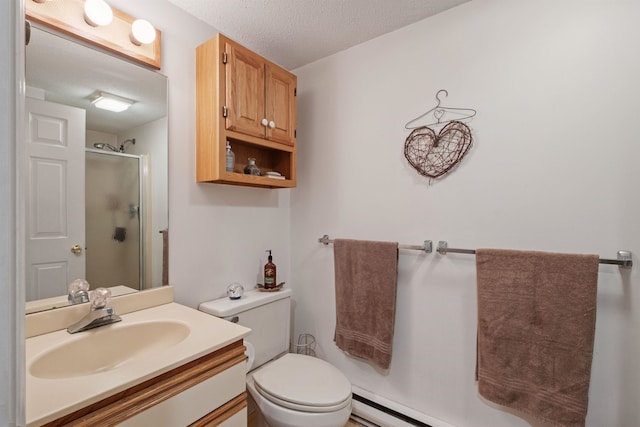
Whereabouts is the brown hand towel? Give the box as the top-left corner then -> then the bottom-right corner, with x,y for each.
333,239 -> 399,370
476,249 -> 599,427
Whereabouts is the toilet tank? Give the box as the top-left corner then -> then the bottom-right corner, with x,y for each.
199,288 -> 292,370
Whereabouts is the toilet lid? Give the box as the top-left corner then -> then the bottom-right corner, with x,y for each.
252,353 -> 351,412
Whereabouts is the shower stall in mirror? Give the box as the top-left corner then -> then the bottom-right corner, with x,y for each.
85,149 -> 146,292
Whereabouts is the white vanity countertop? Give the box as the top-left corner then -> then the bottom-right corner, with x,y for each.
26,302 -> 251,426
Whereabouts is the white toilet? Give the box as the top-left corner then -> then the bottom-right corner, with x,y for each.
199,288 -> 352,427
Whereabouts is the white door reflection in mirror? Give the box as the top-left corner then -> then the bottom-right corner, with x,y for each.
26,97 -> 85,301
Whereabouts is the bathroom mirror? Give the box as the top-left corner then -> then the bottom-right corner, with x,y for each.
24,24 -> 168,313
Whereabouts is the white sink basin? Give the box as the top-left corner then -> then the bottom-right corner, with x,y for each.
26,302 -> 251,427
29,320 -> 190,379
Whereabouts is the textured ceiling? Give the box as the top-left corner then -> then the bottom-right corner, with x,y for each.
168,0 -> 472,69
27,26 -> 167,135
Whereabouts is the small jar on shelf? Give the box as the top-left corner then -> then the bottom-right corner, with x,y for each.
243,158 -> 261,175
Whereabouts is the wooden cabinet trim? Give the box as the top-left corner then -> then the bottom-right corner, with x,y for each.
189,392 -> 247,427
44,341 -> 246,427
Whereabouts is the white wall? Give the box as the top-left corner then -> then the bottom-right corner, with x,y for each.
107,0 -> 292,309
291,0 -> 640,426
86,129 -> 118,148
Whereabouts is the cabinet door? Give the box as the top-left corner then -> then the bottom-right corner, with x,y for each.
265,65 -> 296,146
225,41 -> 265,139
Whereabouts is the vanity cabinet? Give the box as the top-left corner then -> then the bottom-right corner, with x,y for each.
196,33 -> 297,188
42,340 -> 247,427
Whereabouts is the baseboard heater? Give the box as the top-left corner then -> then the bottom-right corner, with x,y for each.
352,393 -> 432,427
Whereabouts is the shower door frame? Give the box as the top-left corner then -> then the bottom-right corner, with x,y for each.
85,148 -> 146,291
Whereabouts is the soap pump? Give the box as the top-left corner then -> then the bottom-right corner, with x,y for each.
264,250 -> 277,289
225,140 -> 235,172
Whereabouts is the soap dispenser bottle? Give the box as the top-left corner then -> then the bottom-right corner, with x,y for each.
264,250 -> 277,289
225,140 -> 235,172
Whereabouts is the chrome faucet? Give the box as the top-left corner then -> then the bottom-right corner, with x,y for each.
67,287 -> 122,334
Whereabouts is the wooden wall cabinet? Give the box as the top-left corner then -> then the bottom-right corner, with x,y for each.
43,341 -> 247,427
196,34 -> 297,188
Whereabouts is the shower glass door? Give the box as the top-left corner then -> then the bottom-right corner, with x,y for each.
85,149 -> 143,291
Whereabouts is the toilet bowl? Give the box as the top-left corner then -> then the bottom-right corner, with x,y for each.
199,288 -> 352,427
247,353 -> 351,427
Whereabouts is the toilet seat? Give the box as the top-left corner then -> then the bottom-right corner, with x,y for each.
251,353 -> 351,413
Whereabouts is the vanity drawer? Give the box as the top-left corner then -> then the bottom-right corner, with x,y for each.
211,407 -> 247,427
117,363 -> 246,427
190,399 -> 247,427
44,340 -> 247,426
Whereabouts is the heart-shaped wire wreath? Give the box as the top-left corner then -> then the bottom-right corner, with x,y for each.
404,120 -> 473,179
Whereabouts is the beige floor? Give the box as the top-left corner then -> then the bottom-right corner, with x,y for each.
251,416 -> 367,427
345,418 -> 368,427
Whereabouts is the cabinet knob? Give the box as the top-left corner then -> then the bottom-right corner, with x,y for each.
269,121 -> 276,129
261,118 -> 268,127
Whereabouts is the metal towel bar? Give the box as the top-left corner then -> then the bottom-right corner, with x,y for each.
317,235 -> 633,269
318,235 -> 433,253
436,241 -> 633,269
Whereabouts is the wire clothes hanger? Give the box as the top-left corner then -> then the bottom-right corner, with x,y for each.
405,89 -> 477,129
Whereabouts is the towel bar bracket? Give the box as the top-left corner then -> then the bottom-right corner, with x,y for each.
437,241 -> 476,255
617,250 -> 633,269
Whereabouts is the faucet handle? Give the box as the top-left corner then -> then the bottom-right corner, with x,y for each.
68,279 -> 90,304
90,287 -> 112,310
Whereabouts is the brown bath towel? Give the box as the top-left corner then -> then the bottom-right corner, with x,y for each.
476,249 -> 599,427
333,239 -> 399,370
160,228 -> 169,286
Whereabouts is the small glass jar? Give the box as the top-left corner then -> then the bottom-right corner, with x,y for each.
227,283 -> 244,300
243,158 -> 261,175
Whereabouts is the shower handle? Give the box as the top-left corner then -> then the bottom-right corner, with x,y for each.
70,244 -> 83,255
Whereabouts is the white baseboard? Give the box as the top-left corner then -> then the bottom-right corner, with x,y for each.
351,386 -> 457,427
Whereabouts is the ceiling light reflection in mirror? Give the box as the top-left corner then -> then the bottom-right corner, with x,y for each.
91,91 -> 135,112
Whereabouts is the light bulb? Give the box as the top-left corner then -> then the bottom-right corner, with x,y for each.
84,0 -> 113,27
130,19 -> 156,45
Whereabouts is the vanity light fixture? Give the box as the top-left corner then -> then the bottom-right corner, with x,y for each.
84,0 -> 113,27
91,92 -> 135,112
27,0 -> 162,69
130,19 -> 156,45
